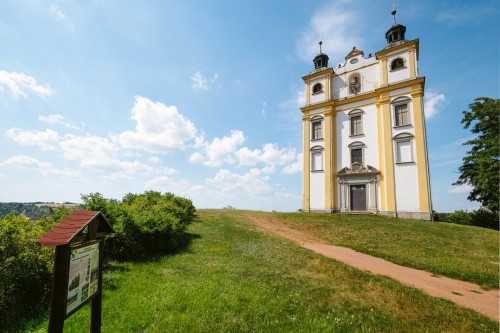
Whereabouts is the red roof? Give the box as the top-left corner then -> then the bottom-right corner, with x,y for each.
38,210 -> 111,247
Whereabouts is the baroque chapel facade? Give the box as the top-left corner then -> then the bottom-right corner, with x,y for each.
301,11 -> 432,220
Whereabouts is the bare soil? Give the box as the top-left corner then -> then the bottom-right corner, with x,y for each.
244,213 -> 500,321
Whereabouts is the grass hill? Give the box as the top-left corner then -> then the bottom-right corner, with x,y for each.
10,210 -> 499,333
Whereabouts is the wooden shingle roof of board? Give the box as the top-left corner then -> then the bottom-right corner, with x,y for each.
38,210 -> 114,247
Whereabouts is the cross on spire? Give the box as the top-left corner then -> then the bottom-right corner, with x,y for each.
391,3 -> 397,25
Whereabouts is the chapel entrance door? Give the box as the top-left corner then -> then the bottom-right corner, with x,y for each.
350,185 -> 367,211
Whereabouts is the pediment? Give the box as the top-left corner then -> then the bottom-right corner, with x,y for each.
345,47 -> 364,60
337,163 -> 380,176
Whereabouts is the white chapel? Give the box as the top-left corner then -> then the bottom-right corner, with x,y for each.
301,9 -> 432,220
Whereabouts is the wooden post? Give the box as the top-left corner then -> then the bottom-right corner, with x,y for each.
48,245 -> 70,333
90,241 -> 104,333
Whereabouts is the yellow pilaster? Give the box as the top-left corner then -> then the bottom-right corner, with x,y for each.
325,74 -> 331,100
376,98 -> 386,210
331,108 -> 338,211
408,47 -> 416,78
305,81 -> 310,106
411,88 -> 430,213
381,57 -> 388,85
381,96 -> 396,212
302,114 -> 310,211
323,107 -> 332,210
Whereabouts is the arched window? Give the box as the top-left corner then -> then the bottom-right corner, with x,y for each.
348,73 -> 361,94
348,141 -> 366,165
393,133 -> 414,163
391,57 -> 405,71
310,145 -> 324,171
310,116 -> 323,140
391,96 -> 411,127
312,83 -> 323,94
348,109 -> 364,136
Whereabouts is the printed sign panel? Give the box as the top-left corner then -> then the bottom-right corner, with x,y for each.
66,243 -> 100,315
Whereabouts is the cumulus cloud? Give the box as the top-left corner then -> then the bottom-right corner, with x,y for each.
424,90 -> 446,119
447,184 -> 473,194
0,70 -> 52,99
0,155 -> 80,178
6,128 -> 60,151
190,130 -> 246,167
206,168 -> 274,197
113,96 -> 197,153
235,143 -> 296,167
144,176 -> 192,193
296,1 -> 362,63
282,153 -> 303,174
191,71 -> 218,90
39,114 -> 81,130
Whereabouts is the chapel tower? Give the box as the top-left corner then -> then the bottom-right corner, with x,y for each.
300,7 -> 432,220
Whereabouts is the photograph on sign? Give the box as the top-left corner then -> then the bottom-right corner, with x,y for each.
66,242 -> 100,315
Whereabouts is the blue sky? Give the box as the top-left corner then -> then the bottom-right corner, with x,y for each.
0,0 -> 498,212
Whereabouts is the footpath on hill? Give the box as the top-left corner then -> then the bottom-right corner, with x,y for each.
244,213 -> 500,321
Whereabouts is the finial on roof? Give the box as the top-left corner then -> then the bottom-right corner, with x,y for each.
319,41 -> 323,53
391,3 -> 397,25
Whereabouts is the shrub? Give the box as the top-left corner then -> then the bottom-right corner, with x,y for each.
445,210 -> 473,226
0,211 -> 65,330
470,208 -> 499,230
81,191 -> 196,260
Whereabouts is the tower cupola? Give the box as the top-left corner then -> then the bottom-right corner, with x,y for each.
313,41 -> 329,70
385,5 -> 407,47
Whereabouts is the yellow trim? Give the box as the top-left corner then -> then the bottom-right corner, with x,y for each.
409,50 -> 416,78
331,110 -> 338,211
323,108 -> 332,210
325,75 -> 331,100
411,88 -> 430,213
376,39 -> 419,59
300,77 -> 425,114
303,115 -> 310,211
302,67 -> 334,81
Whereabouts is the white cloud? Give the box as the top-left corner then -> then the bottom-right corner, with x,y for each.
39,114 -> 81,130
236,143 -> 296,167
190,130 -> 246,167
113,96 -> 197,153
0,155 -> 80,178
282,153 -> 303,174
144,176 -> 192,193
206,168 -> 274,197
0,70 -> 52,99
447,184 -> 473,194
6,128 -> 60,151
261,102 -> 267,117
424,90 -> 446,119
191,71 -> 218,90
296,1 -> 362,63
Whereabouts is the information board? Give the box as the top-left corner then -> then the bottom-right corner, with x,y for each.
66,242 -> 100,315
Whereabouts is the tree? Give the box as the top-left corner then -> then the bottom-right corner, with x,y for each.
453,97 -> 499,212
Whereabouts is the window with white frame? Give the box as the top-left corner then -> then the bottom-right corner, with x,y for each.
392,97 -> 411,127
311,116 -> 323,140
311,146 -> 324,171
348,109 -> 364,136
348,141 -> 366,165
394,133 -> 414,163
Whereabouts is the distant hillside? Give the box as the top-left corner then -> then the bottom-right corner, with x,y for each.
0,202 -> 80,219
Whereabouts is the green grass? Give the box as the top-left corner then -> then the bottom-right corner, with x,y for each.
255,211 -> 500,289
10,210 -> 498,332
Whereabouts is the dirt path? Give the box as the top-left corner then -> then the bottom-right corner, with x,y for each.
244,214 -> 500,321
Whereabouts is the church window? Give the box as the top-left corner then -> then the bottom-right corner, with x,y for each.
348,73 -> 361,94
393,133 -> 414,163
348,141 -> 366,165
392,97 -> 411,127
311,116 -> 323,140
391,58 -> 405,71
348,109 -> 364,136
312,83 -> 323,94
311,146 -> 324,171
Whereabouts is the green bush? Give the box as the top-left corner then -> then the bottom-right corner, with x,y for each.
445,210 -> 473,226
0,213 -> 60,330
81,191 -> 196,260
470,208 -> 499,230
